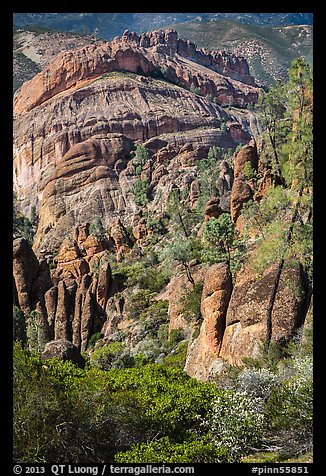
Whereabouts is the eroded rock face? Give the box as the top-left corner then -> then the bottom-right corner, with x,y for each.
184,263 -> 232,381
182,256 -> 310,378
156,265 -> 208,337
13,28 -> 258,256
14,29 -> 258,117
14,74 -> 249,254
13,225 -> 113,352
219,259 -> 309,366
13,237 -> 53,319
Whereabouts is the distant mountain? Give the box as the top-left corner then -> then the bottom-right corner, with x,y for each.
13,13 -> 313,40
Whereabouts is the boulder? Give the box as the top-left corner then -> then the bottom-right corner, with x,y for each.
219,259 -> 310,366
41,339 -> 85,368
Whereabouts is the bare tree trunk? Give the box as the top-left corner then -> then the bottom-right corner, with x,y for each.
184,263 -> 195,288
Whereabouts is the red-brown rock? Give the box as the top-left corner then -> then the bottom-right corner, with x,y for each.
184,263 -> 232,381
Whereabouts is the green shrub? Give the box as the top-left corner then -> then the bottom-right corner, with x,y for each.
88,332 -> 104,349
26,310 -> 48,352
13,306 -> 27,343
89,342 -> 134,371
89,216 -> 106,239
115,434 -> 230,463
265,355 -> 313,444
161,341 -> 188,369
132,178 -> 150,207
134,145 -> 151,166
128,289 -> 156,320
179,282 -> 203,323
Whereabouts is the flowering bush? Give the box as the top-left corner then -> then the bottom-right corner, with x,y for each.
236,367 -> 279,401
202,390 -> 265,462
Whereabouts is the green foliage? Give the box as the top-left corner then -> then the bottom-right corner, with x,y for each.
138,299 -> 169,335
13,306 -> 27,343
135,165 -> 142,176
13,313 -> 313,463
196,156 -> 221,211
115,434 -> 230,463
242,183 -> 312,283
161,234 -> 196,266
134,145 -> 151,167
220,122 -> 228,133
128,289 -> 156,320
13,193 -> 35,244
242,340 -> 287,372
26,310 -> 48,353
166,187 -> 202,236
190,85 -> 201,95
265,356 -> 313,439
88,332 -> 104,349
243,161 -> 258,183
114,260 -> 170,293
179,282 -> 203,323
160,341 -> 188,369
207,145 -> 223,160
162,328 -> 185,353
201,213 -> 246,273
89,216 -> 106,239
89,342 -> 134,371
132,178 -> 150,207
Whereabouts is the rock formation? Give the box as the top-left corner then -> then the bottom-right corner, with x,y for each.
14,29 -> 258,117
13,224 -> 114,353
230,139 -> 258,227
184,263 -> 232,381
13,28 -> 311,378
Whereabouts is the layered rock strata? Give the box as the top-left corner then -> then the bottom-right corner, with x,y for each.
14,29 -> 258,116
14,76 -> 250,254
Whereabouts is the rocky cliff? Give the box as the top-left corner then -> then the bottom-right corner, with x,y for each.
13,29 -> 258,257
14,29 -> 257,116
13,28 -> 311,380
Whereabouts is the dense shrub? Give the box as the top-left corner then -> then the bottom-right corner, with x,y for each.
115,435 -> 230,463
14,342 -> 222,463
89,342 -> 134,371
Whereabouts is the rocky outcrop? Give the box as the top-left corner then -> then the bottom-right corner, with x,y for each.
184,263 -> 232,381
14,29 -> 258,117
13,237 -> 53,320
13,238 -> 40,315
13,27 -> 259,256
216,160 -> 234,211
14,70 -> 250,254
219,260 -> 309,366
41,339 -> 85,368
183,256 -> 310,378
230,139 -> 258,224
13,225 -> 114,352
156,265 -> 208,337
204,197 -> 223,221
